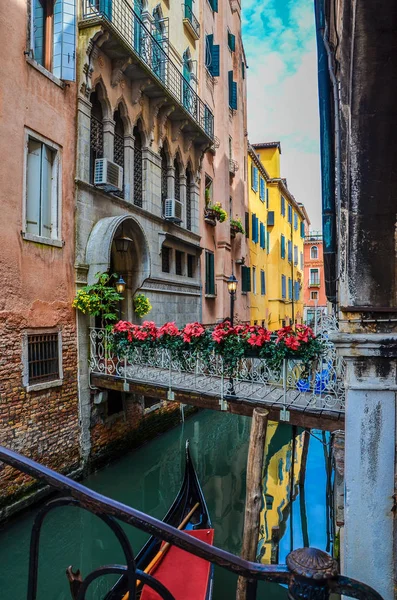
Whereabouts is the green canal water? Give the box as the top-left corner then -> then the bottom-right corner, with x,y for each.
0,410 -> 330,599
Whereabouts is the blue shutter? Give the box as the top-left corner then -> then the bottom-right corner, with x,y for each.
267,231 -> 270,254
253,167 -> 259,192
294,213 -> 298,230
231,80 -> 237,110
294,245 -> 298,265
209,0 -> 218,12
261,271 -> 266,295
266,188 -> 269,208
259,178 -> 265,201
288,278 -> 293,300
301,221 -> 305,238
205,34 -> 213,70
228,71 -> 233,108
211,44 -> 220,76
260,223 -> 265,249
288,240 -> 292,262
288,204 -> 292,223
228,32 -> 236,51
281,234 -> 285,258
252,214 -> 258,242
53,0 -> 76,81
281,275 -> 286,299
281,196 -> 285,216
32,0 -> 44,65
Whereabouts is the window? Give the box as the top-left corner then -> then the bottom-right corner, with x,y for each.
267,211 -> 275,227
187,254 -> 195,278
281,275 -> 286,299
280,234 -> 285,259
281,196 -> 286,216
251,165 -> 259,192
186,168 -> 192,231
288,278 -> 293,300
310,268 -> 320,285
205,34 -> 220,76
175,251 -> 184,275
300,252 -> 304,269
30,0 -> 76,80
227,30 -> 236,51
310,291 -> 318,300
260,222 -> 265,249
23,329 -> 62,390
241,266 -> 251,292
90,90 -> 103,184
25,132 -> 60,242
287,240 -> 292,262
252,214 -> 259,243
310,245 -> 318,259
259,177 -> 265,201
294,281 -> 300,301
205,174 -> 213,204
294,212 -> 298,230
252,266 -> 256,294
208,0 -> 218,12
288,204 -> 292,223
162,246 -> 171,273
228,70 -> 237,110
133,125 -> 143,207
205,251 -> 215,295
300,221 -> 305,238
113,108 -> 124,198
174,158 -> 181,204
260,270 -> 266,295
245,212 -> 250,238
294,245 -> 298,266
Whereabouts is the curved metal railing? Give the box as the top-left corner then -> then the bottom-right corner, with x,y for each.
0,446 -> 383,600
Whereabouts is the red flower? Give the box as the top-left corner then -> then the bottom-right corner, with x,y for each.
285,336 -> 301,351
113,320 -> 132,333
182,322 -> 205,343
158,322 -> 180,338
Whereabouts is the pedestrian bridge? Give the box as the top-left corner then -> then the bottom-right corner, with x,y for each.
89,321 -> 345,431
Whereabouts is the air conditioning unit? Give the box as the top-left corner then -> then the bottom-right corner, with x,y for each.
164,198 -> 183,223
94,158 -> 123,192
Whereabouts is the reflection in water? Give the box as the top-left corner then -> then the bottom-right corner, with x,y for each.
0,411 -> 328,600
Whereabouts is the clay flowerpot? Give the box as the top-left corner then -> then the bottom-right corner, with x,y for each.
230,224 -> 240,238
204,208 -> 217,226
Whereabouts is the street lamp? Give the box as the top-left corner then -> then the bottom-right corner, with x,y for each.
227,274 -> 238,327
116,275 -> 126,319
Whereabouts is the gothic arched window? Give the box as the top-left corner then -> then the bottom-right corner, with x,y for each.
133,125 -> 143,207
89,90 -> 103,184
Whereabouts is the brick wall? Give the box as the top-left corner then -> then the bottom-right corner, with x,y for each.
0,314 -> 80,507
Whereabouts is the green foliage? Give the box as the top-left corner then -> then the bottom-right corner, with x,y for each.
207,202 -> 228,223
72,273 -> 123,326
133,294 -> 152,318
230,217 -> 245,234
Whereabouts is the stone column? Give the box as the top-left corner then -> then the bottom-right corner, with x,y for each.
77,96 -> 92,182
123,134 -> 134,203
102,117 -> 115,161
167,165 -> 175,202
180,173 -> 187,227
333,333 -> 397,600
191,179 -> 200,234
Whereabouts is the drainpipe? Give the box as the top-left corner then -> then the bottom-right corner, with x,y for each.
314,0 -> 339,304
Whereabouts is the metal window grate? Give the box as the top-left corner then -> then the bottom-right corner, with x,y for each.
186,172 -> 192,230
90,115 -> 104,156
113,132 -> 125,198
187,254 -> 194,278
161,151 -> 168,212
28,333 -> 59,384
174,162 -> 180,202
133,146 -> 143,207
162,246 -> 170,273
175,251 -> 183,275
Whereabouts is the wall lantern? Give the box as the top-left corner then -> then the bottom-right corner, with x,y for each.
115,234 -> 133,253
116,276 -> 126,294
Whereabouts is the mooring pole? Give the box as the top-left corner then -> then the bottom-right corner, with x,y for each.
236,408 -> 269,600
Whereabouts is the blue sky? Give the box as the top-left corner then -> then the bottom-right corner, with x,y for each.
242,0 -> 322,230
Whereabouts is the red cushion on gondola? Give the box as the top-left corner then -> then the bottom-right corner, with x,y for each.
141,529 -> 214,600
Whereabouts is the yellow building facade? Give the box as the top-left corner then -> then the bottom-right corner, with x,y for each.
247,143 -> 307,329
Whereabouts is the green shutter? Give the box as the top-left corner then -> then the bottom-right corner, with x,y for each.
209,0 -> 218,12
205,251 -> 215,295
205,34 -> 213,70
242,266 -> 251,292
245,211 -> 249,238
211,44 -> 220,76
228,31 -> 236,51
242,61 -> 245,79
281,234 -> 285,259
229,71 -> 237,109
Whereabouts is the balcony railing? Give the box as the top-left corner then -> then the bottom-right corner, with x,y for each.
81,0 -> 213,139
229,158 -> 239,175
89,328 -> 346,417
0,445 -> 384,600
309,279 -> 321,288
182,4 -> 200,39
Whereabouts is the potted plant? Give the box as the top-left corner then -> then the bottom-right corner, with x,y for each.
230,217 -> 245,238
133,293 -> 152,318
72,272 -> 123,328
205,202 -> 227,225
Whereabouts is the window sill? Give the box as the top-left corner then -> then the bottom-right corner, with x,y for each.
25,57 -> 66,89
21,232 -> 64,248
26,379 -> 63,393
205,294 -> 217,299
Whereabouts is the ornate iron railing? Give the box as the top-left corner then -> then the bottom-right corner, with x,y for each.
182,4 -> 200,38
0,446 -> 383,600
81,0 -> 213,139
89,322 -> 346,417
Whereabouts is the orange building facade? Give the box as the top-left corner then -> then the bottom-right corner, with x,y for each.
303,232 -> 328,327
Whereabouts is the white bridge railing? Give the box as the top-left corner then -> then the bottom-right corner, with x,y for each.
89,317 -> 345,418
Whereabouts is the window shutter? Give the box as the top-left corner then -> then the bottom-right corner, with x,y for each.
300,252 -> 303,269
41,145 -> 53,237
231,80 -> 237,110
26,139 -> 42,235
288,240 -> 292,262
294,212 -> 298,230
53,0 -> 76,81
301,221 -> 305,238
288,278 -> 293,300
228,70 -> 233,107
281,234 -> 285,259
294,245 -> 298,265
242,61 -> 245,79
253,167 -> 258,192
281,196 -> 285,216
245,211 -> 249,238
266,188 -> 269,208
205,34 -> 213,70
205,252 -> 215,295
281,275 -> 286,299
260,223 -> 265,249
209,0 -> 218,12
251,213 -> 256,242
211,44 -> 220,77
267,231 -> 270,254
228,32 -> 236,51
288,204 -> 292,223
259,177 -> 265,201
261,271 -> 265,295
242,266 -> 251,292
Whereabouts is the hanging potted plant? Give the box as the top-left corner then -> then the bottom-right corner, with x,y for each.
133,293 -> 152,318
205,202 -> 227,224
230,217 -> 245,238
72,272 -> 123,328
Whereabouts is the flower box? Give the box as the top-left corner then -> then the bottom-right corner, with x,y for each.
204,208 -> 217,226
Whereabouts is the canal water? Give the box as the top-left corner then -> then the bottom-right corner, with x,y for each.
0,410 -> 330,599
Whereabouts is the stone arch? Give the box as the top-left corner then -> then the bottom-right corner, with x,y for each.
161,137 -> 172,166
133,115 -> 149,147
85,216 -> 151,292
90,77 -> 111,119
114,96 -> 132,135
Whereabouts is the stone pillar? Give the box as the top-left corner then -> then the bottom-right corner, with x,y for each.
191,179 -> 200,234
77,96 -> 92,182
333,333 -> 397,600
102,117 -> 115,161
180,173 -> 187,227
123,134 -> 134,203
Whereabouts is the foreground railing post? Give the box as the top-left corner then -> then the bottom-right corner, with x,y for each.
236,408 -> 269,600
280,359 -> 290,421
286,548 -> 338,599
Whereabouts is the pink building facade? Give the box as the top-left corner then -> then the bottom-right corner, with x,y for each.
199,0 -> 249,325
303,232 -> 328,326
0,0 -> 79,505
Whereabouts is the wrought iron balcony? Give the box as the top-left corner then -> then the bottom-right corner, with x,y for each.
309,279 -> 321,288
182,4 -> 200,40
89,328 -> 346,417
229,158 -> 239,175
0,445 -> 384,600
80,0 -> 213,141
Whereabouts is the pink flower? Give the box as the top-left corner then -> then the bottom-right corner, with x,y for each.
113,320 -> 132,333
285,336 -> 300,351
182,322 -> 205,343
158,322 -> 180,338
